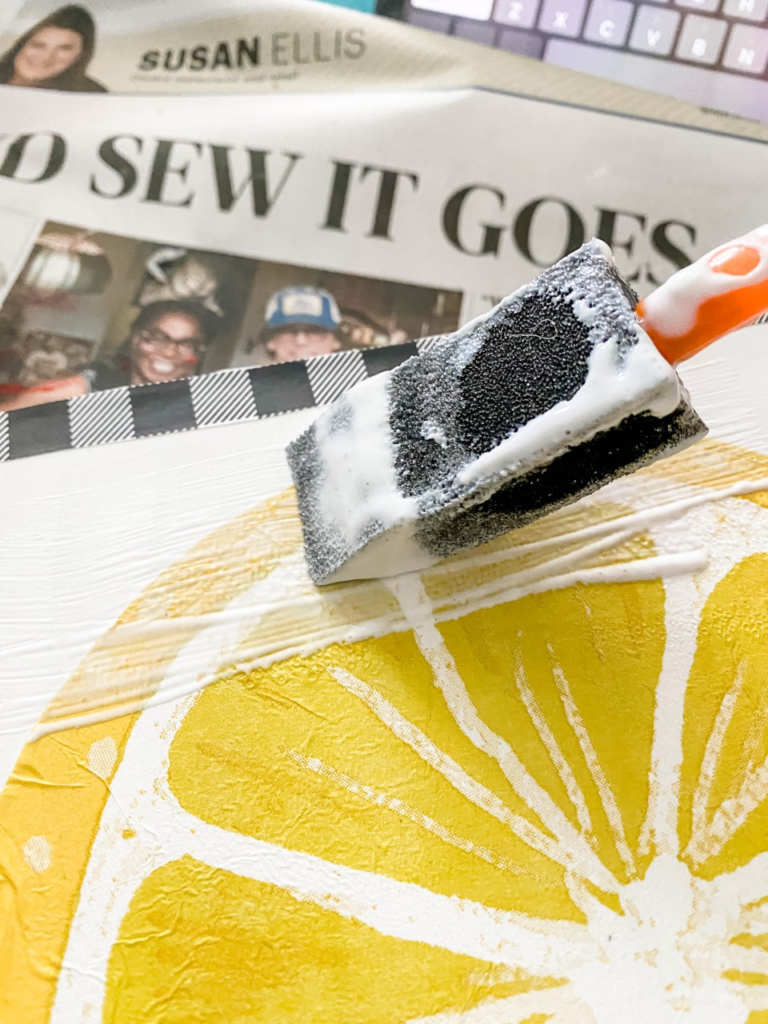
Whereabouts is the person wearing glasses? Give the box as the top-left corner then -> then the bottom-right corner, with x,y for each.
86,300 -> 216,389
0,300 -> 218,410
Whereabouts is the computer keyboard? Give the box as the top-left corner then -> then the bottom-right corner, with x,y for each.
403,0 -> 768,121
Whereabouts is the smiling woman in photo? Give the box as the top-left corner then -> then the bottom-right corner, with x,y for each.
0,301 -> 220,411
0,4 -> 107,93
85,300 -> 219,390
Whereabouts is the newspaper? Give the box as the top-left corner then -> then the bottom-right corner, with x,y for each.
0,82 -> 766,441
3,0 -> 768,144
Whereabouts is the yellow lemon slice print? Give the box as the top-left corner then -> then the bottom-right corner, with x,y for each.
3,440 -> 768,1024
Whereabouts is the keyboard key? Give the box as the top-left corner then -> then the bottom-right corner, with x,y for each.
406,10 -> 453,30
545,37 -> 768,120
675,0 -> 719,12
723,0 -> 768,21
723,22 -> 768,70
452,17 -> 499,42
499,25 -> 547,52
583,0 -> 634,44
538,0 -> 588,37
675,13 -> 727,62
493,0 -> 541,28
628,5 -> 680,53
410,0 -> 494,17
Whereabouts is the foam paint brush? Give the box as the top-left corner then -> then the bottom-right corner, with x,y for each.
288,226 -> 768,586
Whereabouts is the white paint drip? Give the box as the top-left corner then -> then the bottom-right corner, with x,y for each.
29,470 -> 729,741
25,453 -> 758,744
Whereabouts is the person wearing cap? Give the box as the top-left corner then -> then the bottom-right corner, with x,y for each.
261,286 -> 343,364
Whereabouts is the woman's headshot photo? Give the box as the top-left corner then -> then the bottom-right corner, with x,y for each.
86,299 -> 220,391
0,300 -> 220,411
0,4 -> 107,93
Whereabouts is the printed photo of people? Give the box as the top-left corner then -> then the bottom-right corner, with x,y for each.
0,4 -> 106,93
0,222 -> 463,411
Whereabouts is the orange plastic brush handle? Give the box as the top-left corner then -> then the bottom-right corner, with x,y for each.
636,227 -> 768,365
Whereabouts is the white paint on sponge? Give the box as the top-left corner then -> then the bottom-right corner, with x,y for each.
459,324 -> 681,488
315,371 -> 418,553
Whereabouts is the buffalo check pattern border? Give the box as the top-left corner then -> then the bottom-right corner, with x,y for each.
0,341 -> 431,462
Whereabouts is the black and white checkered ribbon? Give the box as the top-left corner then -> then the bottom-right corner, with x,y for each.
0,341 -> 436,462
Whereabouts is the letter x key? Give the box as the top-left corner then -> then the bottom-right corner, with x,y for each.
539,0 -> 588,36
